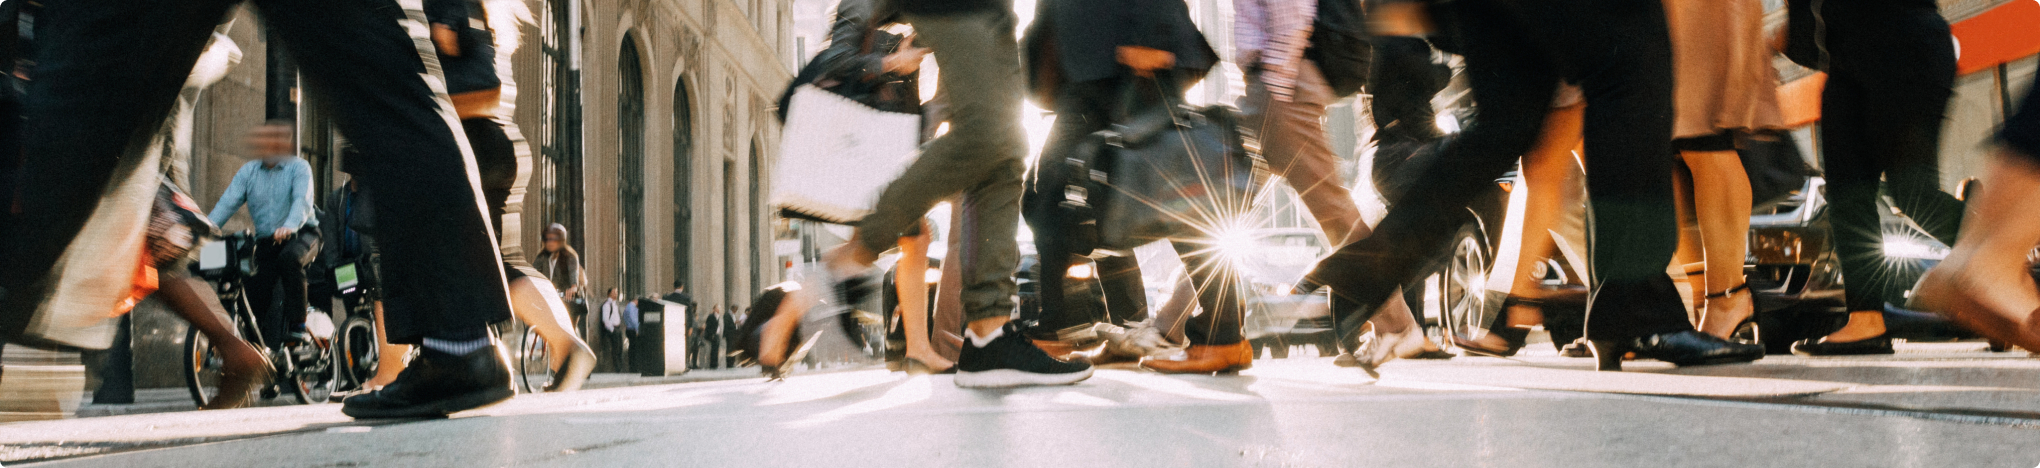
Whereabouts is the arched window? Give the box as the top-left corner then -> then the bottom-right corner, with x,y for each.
618,36 -> 646,296
672,79 -> 694,293
749,142 -> 766,292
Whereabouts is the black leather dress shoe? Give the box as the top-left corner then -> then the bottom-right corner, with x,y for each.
1591,330 -> 1763,371
1791,335 -> 1894,356
342,346 -> 515,419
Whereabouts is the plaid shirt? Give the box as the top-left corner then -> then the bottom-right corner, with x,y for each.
1234,0 -> 1316,101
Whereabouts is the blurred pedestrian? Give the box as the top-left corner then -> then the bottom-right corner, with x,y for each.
1911,72 -> 2040,353
1020,0 -> 1236,372
1789,0 -> 1964,355
812,0 -> 1093,388
1299,0 -> 1763,372
1231,0 -> 1446,370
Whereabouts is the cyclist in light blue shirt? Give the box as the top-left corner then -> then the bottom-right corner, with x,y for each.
208,120 -> 321,344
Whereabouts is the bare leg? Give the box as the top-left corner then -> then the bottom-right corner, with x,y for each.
1469,105 -> 1582,351
757,296 -> 806,368
1670,159 -> 1708,316
1506,105 -> 1583,316
1685,149 -> 1756,338
368,302 -> 410,388
896,223 -> 954,370
509,277 -> 592,369
157,276 -> 267,409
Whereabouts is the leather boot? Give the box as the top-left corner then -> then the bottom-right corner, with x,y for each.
1141,341 -> 1253,374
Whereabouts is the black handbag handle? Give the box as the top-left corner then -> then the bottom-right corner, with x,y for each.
1107,72 -> 1186,124
1107,72 -> 1193,147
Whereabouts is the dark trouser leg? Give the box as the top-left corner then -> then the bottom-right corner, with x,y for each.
1,0 -> 236,337
1175,241 -> 1244,345
1560,0 -> 1690,340
1309,0 -> 1557,337
1367,36 -> 1446,147
1096,256 -> 1149,324
1025,78 -> 1115,333
1823,70 -> 1960,312
255,0 -> 511,344
251,241 -> 286,343
1820,76 -> 1888,313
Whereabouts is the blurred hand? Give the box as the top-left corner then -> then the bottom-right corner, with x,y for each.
1117,46 -> 1176,77
272,227 -> 294,242
883,36 -> 928,74
1369,2 -> 1433,37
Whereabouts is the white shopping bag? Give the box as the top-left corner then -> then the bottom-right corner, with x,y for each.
773,85 -> 922,224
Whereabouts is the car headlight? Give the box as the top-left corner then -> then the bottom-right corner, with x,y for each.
1882,234 -> 1949,260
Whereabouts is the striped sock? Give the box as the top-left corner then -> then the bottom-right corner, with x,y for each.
421,328 -> 491,356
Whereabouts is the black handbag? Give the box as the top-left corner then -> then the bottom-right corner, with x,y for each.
440,0 -> 501,95
1739,131 -> 1819,207
1046,79 -> 1260,253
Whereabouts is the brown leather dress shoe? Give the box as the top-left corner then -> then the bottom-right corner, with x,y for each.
1030,339 -> 1087,362
1141,342 -> 1253,374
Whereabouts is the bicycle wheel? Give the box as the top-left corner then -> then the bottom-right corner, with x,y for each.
287,339 -> 338,404
185,326 -> 254,408
518,325 -> 553,393
338,316 -> 380,391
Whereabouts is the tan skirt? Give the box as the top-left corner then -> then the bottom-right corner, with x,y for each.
1667,0 -> 1784,139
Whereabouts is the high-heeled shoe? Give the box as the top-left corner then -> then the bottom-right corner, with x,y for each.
205,345 -> 275,410
1701,282 -> 1761,342
543,341 -> 597,392
1589,330 -> 1763,371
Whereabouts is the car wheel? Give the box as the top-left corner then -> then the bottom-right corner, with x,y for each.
1440,223 -> 1493,347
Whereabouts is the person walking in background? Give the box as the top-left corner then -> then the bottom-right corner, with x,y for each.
1788,0 -> 1964,356
1233,0 -> 1447,369
601,288 -> 625,367
663,283 -> 697,338
207,121 -> 321,347
703,305 -> 727,369
816,0 -> 1093,388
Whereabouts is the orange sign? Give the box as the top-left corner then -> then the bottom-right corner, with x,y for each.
1952,0 -> 2040,75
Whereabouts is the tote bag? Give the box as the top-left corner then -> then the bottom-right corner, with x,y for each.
18,144 -> 163,350
773,85 -> 923,224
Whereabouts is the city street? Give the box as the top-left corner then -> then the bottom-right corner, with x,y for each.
7,343 -> 2040,467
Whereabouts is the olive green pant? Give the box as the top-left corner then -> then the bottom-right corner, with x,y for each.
855,9 -> 1028,323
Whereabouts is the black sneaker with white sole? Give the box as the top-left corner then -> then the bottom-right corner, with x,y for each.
954,323 -> 1093,388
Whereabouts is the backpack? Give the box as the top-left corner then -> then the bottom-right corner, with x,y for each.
1303,0 -> 1372,97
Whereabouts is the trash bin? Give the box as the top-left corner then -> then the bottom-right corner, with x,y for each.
631,299 -> 687,376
